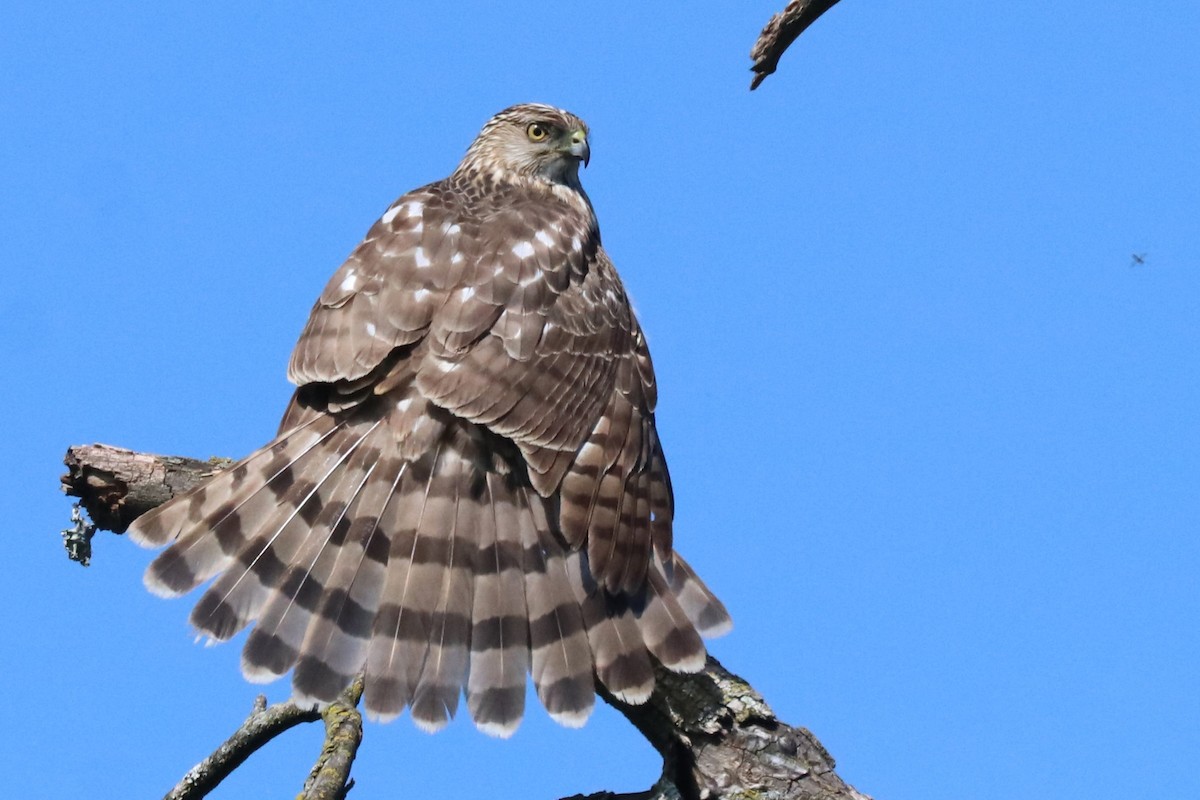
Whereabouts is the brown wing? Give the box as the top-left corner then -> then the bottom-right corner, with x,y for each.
288,182 -> 466,386
287,177 -> 670,594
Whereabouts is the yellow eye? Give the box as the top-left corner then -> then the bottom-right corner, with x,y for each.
526,122 -> 550,142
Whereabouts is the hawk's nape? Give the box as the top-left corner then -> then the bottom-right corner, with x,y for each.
127,103 -> 731,737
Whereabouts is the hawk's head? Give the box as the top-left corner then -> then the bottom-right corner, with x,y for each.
458,103 -> 591,188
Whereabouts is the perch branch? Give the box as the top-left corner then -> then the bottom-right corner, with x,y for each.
750,0 -> 844,90
300,677 -> 365,800
161,695 -> 319,800
159,679 -> 363,800
63,443 -> 868,800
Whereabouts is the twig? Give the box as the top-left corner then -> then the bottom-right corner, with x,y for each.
159,681 -> 363,800
750,0 -> 844,90
63,443 -> 868,800
163,696 -> 320,800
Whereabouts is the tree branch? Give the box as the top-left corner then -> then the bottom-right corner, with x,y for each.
61,443 -> 231,535
62,444 -> 869,800
159,678 -> 363,800
162,695 -> 319,800
300,677 -> 365,800
749,0 -> 844,90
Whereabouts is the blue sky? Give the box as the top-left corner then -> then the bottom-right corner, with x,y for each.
4,2 -> 1198,798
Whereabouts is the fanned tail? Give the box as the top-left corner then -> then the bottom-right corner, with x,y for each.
128,396 -> 730,735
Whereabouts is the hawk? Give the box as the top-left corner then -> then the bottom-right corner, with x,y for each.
129,103 -> 731,736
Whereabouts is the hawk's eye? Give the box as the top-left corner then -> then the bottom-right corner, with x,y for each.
526,122 -> 551,142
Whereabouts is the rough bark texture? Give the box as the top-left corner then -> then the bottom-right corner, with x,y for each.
61,443 -> 870,800
300,677 -> 365,800
62,443 -> 231,533
595,661 -> 870,800
750,0 -> 844,90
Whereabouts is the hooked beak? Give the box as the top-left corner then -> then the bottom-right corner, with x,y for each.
568,129 -> 590,167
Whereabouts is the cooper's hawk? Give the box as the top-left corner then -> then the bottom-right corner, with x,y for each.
129,103 -> 730,736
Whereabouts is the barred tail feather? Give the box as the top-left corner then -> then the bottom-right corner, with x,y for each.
410,449 -> 477,732
187,422 -> 375,648
466,472 -> 529,737
634,563 -> 707,674
292,456 -> 402,706
618,475 -> 651,593
134,415 -> 341,597
363,444 -> 445,722
240,422 -> 384,682
667,553 -> 733,638
519,489 -> 594,727
566,549 -> 654,704
127,414 -> 333,550
647,439 -> 673,561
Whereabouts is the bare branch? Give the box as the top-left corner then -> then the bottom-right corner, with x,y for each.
61,443 -> 231,534
163,695 -> 320,800
158,679 -> 363,800
597,661 -> 871,800
63,444 -> 868,800
749,0 -> 844,90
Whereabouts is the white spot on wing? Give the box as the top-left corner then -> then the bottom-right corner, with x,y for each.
451,252 -> 464,264
459,286 -> 476,301
535,230 -> 554,247
414,247 -> 431,268
381,206 -> 401,224
405,201 -> 423,218
413,288 -> 431,301
570,237 -> 582,252
365,322 -> 376,336
511,241 -> 535,259
442,222 -> 461,235
340,272 -> 358,291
